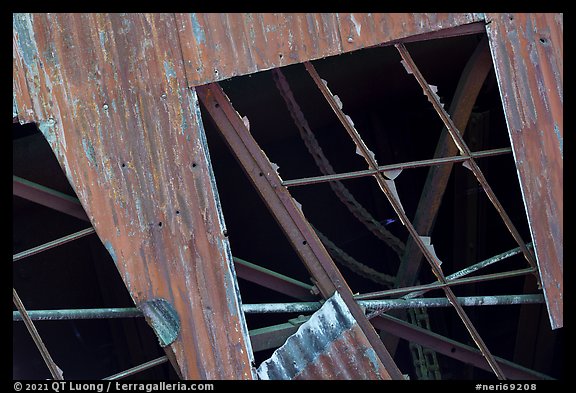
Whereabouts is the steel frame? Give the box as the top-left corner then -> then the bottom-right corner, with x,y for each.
12,13 -> 560,380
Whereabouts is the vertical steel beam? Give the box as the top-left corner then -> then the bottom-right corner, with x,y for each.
485,13 -> 563,329
196,82 -> 403,380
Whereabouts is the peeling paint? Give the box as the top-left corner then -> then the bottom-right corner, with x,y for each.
190,13 -> 206,45
103,240 -> 117,264
163,60 -> 177,81
82,137 -> 97,168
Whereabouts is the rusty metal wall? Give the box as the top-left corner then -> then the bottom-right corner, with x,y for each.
175,13 -> 485,86
485,13 -> 563,330
13,13 -> 255,379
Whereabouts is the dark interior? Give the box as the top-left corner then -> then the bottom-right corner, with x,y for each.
12,32 -> 563,380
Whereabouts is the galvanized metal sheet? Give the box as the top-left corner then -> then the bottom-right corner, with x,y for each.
486,13 -> 563,329
175,13 -> 485,87
257,292 -> 390,380
13,13 -> 254,379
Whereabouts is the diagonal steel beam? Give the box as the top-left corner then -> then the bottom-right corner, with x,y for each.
13,288 -> 64,380
13,175 -> 314,301
395,36 -> 494,289
395,43 -> 537,275
13,176 -> 90,222
233,257 -> 317,301
305,60 -> 506,379
196,82 -> 403,380
371,314 -> 553,380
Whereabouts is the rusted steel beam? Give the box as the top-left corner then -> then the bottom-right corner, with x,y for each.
305,61 -> 506,379
273,67 -> 405,258
13,13 -> 254,379
396,43 -> 537,275
395,36 -> 493,289
13,176 -> 90,222
196,82 -> 403,380
249,317 -> 308,352
13,288 -> 64,380
233,257 -> 317,301
371,314 -> 553,380
172,13 -> 484,87
282,147 -> 512,188
11,172 -> 311,302
485,13 -> 563,330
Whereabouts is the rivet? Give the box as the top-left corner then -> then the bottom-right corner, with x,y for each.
102,104 -> 109,111
161,93 -> 167,99
347,36 -> 354,43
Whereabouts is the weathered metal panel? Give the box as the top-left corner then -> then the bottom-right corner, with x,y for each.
485,13 -> 563,329
257,292 -> 390,380
336,13 -> 484,50
175,13 -> 485,87
13,13 -> 254,379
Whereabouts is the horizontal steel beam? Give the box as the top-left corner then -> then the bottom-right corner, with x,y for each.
282,148 -> 512,188
13,295 -> 544,321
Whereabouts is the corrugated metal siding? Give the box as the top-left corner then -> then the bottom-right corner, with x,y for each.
257,292 -> 390,380
12,13 -> 255,379
486,13 -> 563,329
175,13 -> 485,87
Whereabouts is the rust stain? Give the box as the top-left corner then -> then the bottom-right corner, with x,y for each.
13,13 -> 254,379
174,13 -> 485,86
486,13 -> 563,329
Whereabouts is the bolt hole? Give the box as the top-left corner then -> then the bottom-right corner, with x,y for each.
302,240 -> 308,245
259,172 -> 264,177
450,347 -> 456,353
158,222 -> 163,227
176,210 -> 180,215
223,229 -> 228,237
215,103 -> 220,108
509,15 -> 514,21
279,53 -> 283,59
192,163 -> 197,168
539,37 -> 548,44
121,163 -> 126,168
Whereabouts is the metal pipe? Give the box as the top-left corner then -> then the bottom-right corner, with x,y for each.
13,307 -> 143,321
406,246 -> 535,299
282,148 -> 512,188
356,268 -> 536,300
102,356 -> 168,380
13,227 -> 96,262
13,295 -> 544,321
